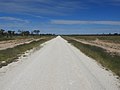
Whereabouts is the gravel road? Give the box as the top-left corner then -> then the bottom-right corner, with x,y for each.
0,36 -> 119,90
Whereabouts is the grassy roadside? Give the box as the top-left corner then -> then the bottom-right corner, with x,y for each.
0,35 -> 49,41
63,37 -> 120,77
67,35 -> 120,43
0,37 -> 14,41
0,36 -> 55,68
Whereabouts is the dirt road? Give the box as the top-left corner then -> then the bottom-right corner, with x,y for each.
0,36 -> 119,90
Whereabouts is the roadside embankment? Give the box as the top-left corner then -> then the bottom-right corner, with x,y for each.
0,36 -> 55,68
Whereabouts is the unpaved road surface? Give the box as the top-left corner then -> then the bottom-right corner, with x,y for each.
0,36 -> 119,90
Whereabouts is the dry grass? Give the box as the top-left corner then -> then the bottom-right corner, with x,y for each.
63,36 -> 120,77
0,36 -> 55,68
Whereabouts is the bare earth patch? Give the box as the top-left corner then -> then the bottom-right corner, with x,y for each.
71,38 -> 120,56
0,38 -> 41,50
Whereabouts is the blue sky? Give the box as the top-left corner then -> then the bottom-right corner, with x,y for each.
0,0 -> 120,34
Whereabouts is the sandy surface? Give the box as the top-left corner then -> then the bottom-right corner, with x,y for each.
71,38 -> 120,56
0,36 -> 119,90
0,38 -> 40,50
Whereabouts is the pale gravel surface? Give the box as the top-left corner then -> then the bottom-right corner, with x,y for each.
0,36 -> 119,90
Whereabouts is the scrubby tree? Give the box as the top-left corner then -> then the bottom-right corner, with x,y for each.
33,30 -> 40,35
114,33 -> 118,36
7,30 -> 15,37
0,29 -> 5,36
21,31 -> 30,36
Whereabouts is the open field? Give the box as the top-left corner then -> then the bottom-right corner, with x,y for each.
0,36 -> 55,68
67,35 -> 120,43
0,36 -> 53,50
65,35 -> 120,55
63,36 -> 120,77
0,36 -> 41,41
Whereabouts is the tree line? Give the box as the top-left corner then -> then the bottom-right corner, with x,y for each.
0,29 -> 40,37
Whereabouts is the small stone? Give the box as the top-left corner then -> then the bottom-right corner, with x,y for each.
1,61 -> 6,64
1,61 -> 7,66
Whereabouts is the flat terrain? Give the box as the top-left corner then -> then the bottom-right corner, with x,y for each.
0,36 -> 119,90
0,38 -> 41,50
67,36 -> 120,55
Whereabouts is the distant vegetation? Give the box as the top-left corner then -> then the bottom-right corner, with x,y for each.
64,34 -> 120,43
0,29 -> 55,41
65,33 -> 120,36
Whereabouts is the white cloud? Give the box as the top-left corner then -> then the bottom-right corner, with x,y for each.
0,0 -> 85,16
51,20 -> 120,25
0,0 -> 119,16
0,17 -> 29,23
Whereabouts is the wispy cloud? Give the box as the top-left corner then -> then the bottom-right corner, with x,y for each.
0,17 -> 29,23
88,0 -> 120,6
0,0 -> 86,16
0,0 -> 119,17
51,20 -> 120,25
